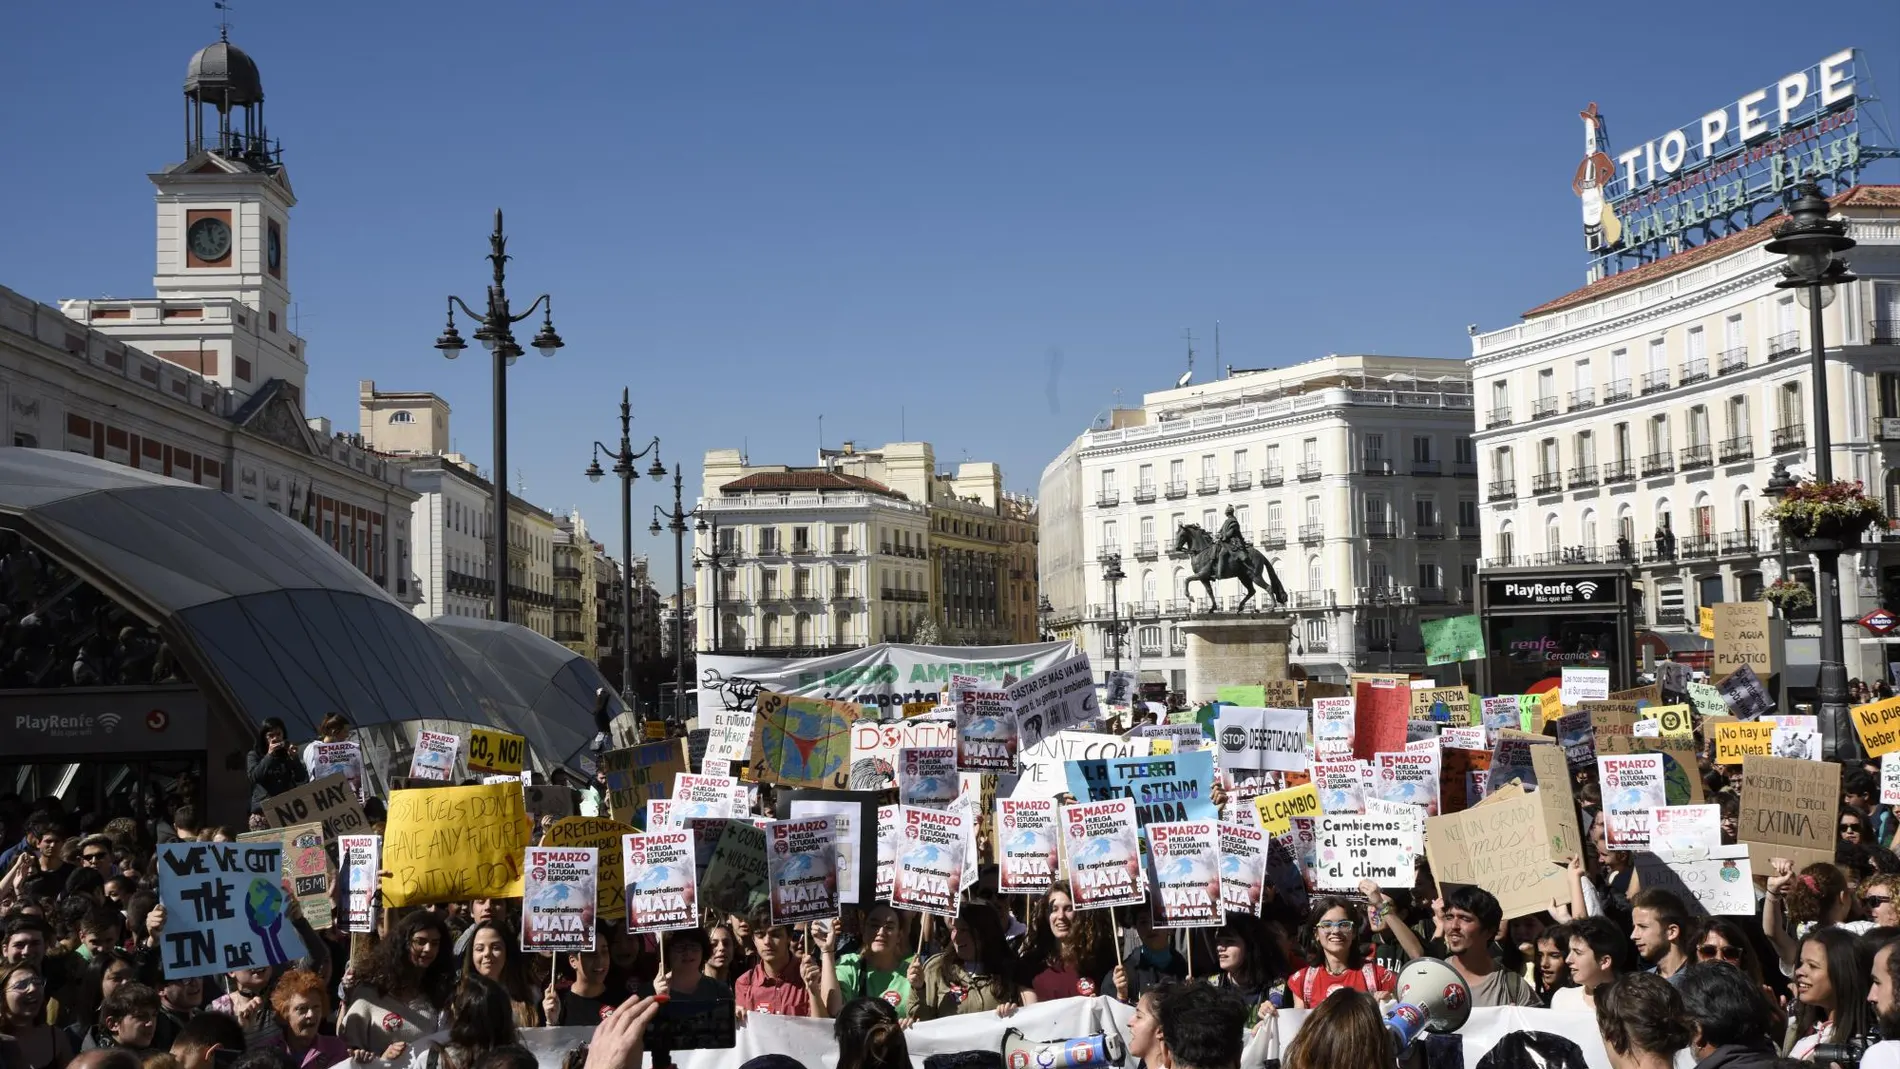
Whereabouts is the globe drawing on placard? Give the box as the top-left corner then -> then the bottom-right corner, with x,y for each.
1219,852 -> 1245,878
1004,830 -> 1047,855
1075,837 -> 1117,863
964,717 -> 1013,741
1158,854 -> 1212,884
532,880 -> 581,908
908,843 -> 946,867
1609,785 -> 1651,812
756,693 -> 856,785
1657,753 -> 1696,806
637,863 -> 684,888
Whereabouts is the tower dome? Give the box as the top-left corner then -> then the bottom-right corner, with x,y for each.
184,36 -> 264,109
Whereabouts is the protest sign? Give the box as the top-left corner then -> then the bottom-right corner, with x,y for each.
702,821 -> 768,915
1713,601 -> 1776,679
543,817 -> 633,923
1439,747 -> 1491,814
1468,768 -> 1490,803
1610,683 -> 1661,705
522,847 -> 598,951
237,822 -> 332,929
1312,698 -> 1354,760
1263,680 -> 1300,708
1421,614 -> 1485,665
1353,679 -> 1410,760
1700,606 -> 1717,639
1006,653 -> 1099,751
1772,727 -> 1821,761
1058,799 -> 1144,910
410,730 -> 460,781
1556,711 -> 1596,772
995,798 -> 1059,895
1425,788 -> 1565,920
954,686 -> 1020,772
1410,686 -> 1472,724
1147,821 -> 1222,928
1313,761 -> 1366,815
600,740 -> 687,826
764,816 -> 839,925
703,707 -> 756,767
849,718 -> 956,789
672,774 -> 745,820
1739,754 -> 1838,870
1442,727 -> 1485,751
1884,753 -> 1900,806
1373,752 -> 1441,816
1560,668 -> 1610,704
1253,783 -> 1321,836
1489,731 -> 1541,792
1650,805 -> 1722,854
1479,695 -> 1520,735
308,742 -> 364,800
1688,681 -> 1730,721
898,746 -> 961,808
1008,730 -> 1150,799
1597,755 -> 1665,849
1653,704 -> 1693,739
382,783 -> 532,906
1717,665 -> 1774,720
1714,722 -> 1774,765
1065,750 -> 1218,826
1104,670 -> 1138,707
1132,723 -> 1207,753
1315,813 -> 1419,891
1214,707 -> 1307,772
1634,846 -> 1754,916
752,692 -> 863,789
1630,738 -> 1703,806
1217,685 -> 1266,705
1527,745 -> 1583,864
781,791 -> 877,907
338,835 -> 379,934
261,774 -> 368,846
1853,696 -> 1900,758
1656,661 -> 1692,695
623,830 -> 700,933
156,841 -> 310,979
1585,702 -> 1640,755
1531,690 -> 1560,733
875,804 -> 897,901
1218,822 -> 1267,916
468,727 -> 527,775
892,806 -> 969,918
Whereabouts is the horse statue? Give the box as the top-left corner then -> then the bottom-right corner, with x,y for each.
1174,523 -> 1287,611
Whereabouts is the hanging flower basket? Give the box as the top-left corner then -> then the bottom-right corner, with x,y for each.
1766,478 -> 1884,547
1763,577 -> 1815,613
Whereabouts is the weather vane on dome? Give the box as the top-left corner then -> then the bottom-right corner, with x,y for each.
214,0 -> 234,40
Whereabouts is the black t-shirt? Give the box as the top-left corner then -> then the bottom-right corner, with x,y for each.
559,989 -> 620,1027
22,862 -> 75,900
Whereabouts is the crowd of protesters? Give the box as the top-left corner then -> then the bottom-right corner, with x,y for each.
2,706 -> 1898,1069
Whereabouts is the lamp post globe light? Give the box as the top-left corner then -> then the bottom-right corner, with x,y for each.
1762,181 -> 1860,761
582,388 -> 664,709
435,210 -> 563,624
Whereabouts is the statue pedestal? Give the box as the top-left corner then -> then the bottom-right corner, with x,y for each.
1182,616 -> 1292,706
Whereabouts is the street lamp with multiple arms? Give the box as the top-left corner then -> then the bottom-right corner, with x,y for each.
583,388 -> 665,707
434,209 -> 563,624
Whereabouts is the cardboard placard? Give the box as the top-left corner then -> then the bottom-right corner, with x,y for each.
156,842 -> 309,979
1424,786 -> 1566,920
467,727 -> 527,775
1853,696 -> 1900,758
601,740 -> 688,826
1713,601 -> 1777,678
1738,754 -> 1839,870
382,783 -> 532,905
260,774 -> 369,846
1714,721 -> 1774,765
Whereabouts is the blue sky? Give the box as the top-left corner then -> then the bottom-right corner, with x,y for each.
5,2 -> 1898,587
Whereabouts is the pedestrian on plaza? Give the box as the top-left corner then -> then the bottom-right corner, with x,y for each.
245,720 -> 306,808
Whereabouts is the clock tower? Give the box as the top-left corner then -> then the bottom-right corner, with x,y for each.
62,31 -> 307,402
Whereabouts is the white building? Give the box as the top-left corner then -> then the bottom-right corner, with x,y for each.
696,450 -> 932,654
0,36 -> 416,603
397,457 -> 497,621
1039,355 -> 1480,688
1469,185 -> 1900,682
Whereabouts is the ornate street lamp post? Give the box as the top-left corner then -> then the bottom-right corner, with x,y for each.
583,389 -> 664,706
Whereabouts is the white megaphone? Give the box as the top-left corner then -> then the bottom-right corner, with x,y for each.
1001,1029 -> 1124,1069
1384,958 -> 1473,1048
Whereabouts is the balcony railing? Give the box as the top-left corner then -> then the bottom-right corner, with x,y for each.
1875,318 -> 1900,345
553,565 -> 582,580
1361,456 -> 1394,475
1132,483 -> 1157,503
1227,471 -> 1252,491
1305,639 -> 1331,653
1604,378 -> 1632,403
1416,586 -> 1448,603
1298,523 -> 1325,544
1455,523 -> 1479,540
1601,459 -> 1635,483
1718,346 -> 1749,375
1096,491 -> 1120,508
1487,478 -> 1516,501
1165,480 -> 1189,499
1680,357 -> 1709,385
1641,451 -> 1674,477
1452,460 -> 1478,477
1196,476 -> 1222,494
1567,464 -> 1598,488
1656,607 -> 1687,626
1568,388 -> 1595,411
1679,443 -> 1713,470
1415,523 -> 1443,540
1096,545 -> 1123,563
1772,424 -> 1806,452
1718,435 -> 1753,463
1365,519 -> 1397,539
1768,330 -> 1801,359
1531,471 -> 1562,494
1258,528 -> 1287,549
1411,459 -> 1441,476
1260,466 -> 1284,486
1680,535 -> 1717,559
1486,407 -> 1512,429
1641,369 -> 1671,395
1297,461 -> 1323,481
1532,398 -> 1559,419
1293,590 -> 1336,609
1133,540 -> 1159,560
1719,530 -> 1758,555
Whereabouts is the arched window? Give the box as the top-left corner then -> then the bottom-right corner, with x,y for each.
1545,514 -> 1562,555
1497,519 -> 1515,562
1142,569 -> 1157,604
1581,508 -> 1597,548
388,410 -> 414,424
1307,556 -> 1322,592
795,613 -> 812,646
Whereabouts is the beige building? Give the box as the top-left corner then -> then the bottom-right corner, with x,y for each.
358,380 -> 450,455
553,512 -> 599,658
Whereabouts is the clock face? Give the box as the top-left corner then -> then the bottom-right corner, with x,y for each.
267,226 -> 282,270
187,217 -> 231,263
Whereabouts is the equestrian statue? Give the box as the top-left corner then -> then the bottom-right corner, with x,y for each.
1174,505 -> 1288,612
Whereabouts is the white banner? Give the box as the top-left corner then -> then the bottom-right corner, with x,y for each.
695,642 -> 1077,722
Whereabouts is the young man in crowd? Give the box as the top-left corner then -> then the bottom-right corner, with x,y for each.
1628,887 -> 1693,984
1438,887 -> 1541,1007
558,921 -> 621,1025
1864,934 -> 1900,1069
732,906 -> 838,1019
1677,960 -> 1780,1069
1112,905 -> 1188,1003
1151,984 -> 1248,1069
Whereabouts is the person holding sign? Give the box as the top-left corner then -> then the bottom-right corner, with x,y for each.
456,919 -> 553,1028
633,929 -> 731,1006
731,904 -> 836,1019
833,904 -> 915,1016
910,903 -> 1032,1020
1019,884 -> 1116,1002
340,912 -> 455,1060
1209,914 -> 1283,1023
1286,899 -> 1396,1008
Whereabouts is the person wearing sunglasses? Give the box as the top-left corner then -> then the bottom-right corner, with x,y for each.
1289,898 -> 1395,1008
1862,874 -> 1900,929
1840,810 -> 1870,847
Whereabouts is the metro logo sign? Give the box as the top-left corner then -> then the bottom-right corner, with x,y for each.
1861,609 -> 1897,635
